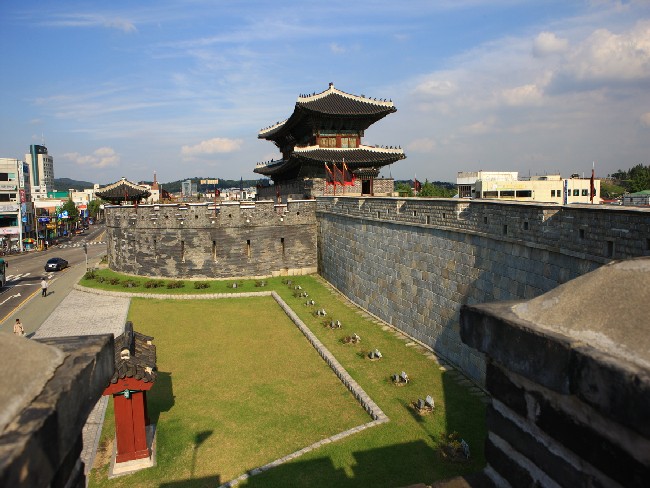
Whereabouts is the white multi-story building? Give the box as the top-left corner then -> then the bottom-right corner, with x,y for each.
0,158 -> 34,251
457,171 -> 600,204
25,144 -> 54,200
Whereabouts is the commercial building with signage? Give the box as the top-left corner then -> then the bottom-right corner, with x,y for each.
0,158 -> 34,251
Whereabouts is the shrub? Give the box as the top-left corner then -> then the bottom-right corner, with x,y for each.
166,280 -> 185,289
109,278 -> 121,285
144,280 -> 165,289
96,276 -> 106,283
194,281 -> 210,289
255,280 -> 267,287
122,280 -> 139,288
84,270 -> 96,280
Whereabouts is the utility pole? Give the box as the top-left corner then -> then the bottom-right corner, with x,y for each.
83,243 -> 88,270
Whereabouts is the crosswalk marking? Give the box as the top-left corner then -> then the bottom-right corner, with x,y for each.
57,241 -> 106,249
7,273 -> 31,282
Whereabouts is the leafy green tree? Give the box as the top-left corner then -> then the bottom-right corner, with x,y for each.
61,199 -> 79,223
628,164 -> 650,192
600,181 -> 626,199
88,199 -> 102,219
395,182 -> 413,197
417,180 -> 457,198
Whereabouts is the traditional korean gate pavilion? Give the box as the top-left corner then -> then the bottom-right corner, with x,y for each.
254,83 -> 406,201
103,322 -> 157,468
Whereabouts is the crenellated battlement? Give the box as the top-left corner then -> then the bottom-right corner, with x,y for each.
105,200 -> 317,279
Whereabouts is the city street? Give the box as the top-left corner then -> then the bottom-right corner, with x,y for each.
0,224 -> 107,336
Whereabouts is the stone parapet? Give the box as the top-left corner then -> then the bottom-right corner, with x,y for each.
316,197 -> 649,385
460,258 -> 650,487
0,334 -> 114,488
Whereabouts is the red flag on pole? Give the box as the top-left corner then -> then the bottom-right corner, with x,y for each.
342,161 -> 354,186
414,178 -> 421,193
333,164 -> 344,185
324,163 -> 335,185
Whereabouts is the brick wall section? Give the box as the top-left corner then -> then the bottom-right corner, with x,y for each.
316,197 -> 650,384
106,200 -> 317,279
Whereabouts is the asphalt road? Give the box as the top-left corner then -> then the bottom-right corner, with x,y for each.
0,225 -> 107,336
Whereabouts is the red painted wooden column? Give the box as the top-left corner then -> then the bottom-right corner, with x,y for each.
104,377 -> 154,463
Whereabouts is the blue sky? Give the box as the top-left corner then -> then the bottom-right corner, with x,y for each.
1,1 -> 649,185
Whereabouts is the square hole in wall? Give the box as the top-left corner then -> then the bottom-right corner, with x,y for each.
606,240 -> 614,258
523,221 -> 529,230
484,216 -> 488,224
579,229 -> 585,239
503,224 -> 508,235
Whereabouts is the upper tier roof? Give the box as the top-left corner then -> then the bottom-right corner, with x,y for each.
259,83 -> 397,140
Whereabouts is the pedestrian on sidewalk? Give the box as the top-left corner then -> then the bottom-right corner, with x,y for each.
41,278 -> 48,297
13,319 -> 24,336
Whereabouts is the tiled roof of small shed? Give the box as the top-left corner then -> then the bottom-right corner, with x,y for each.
96,178 -> 151,200
109,322 -> 157,384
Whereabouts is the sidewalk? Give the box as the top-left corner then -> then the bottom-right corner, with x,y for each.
33,288 -> 131,479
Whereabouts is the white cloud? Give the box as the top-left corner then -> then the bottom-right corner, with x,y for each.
330,43 -> 346,53
46,13 -> 137,33
561,21 -> 650,83
64,147 -> 120,168
407,138 -> 436,153
412,78 -> 457,98
181,137 -> 243,156
640,112 -> 650,127
533,32 -> 569,57
500,84 -> 544,106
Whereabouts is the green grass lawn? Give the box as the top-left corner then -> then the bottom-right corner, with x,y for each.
86,272 -> 486,487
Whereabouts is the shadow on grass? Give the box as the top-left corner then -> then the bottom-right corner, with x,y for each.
159,474 -> 221,488
241,440 -> 438,488
147,371 -> 175,425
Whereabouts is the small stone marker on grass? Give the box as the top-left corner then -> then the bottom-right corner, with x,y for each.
368,349 -> 382,360
343,333 -> 360,344
329,319 -> 342,329
414,394 -> 435,414
315,308 -> 327,316
304,299 -> 315,306
392,371 -> 409,386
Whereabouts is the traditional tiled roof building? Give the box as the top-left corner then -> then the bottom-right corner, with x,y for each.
96,177 -> 151,204
255,83 -> 405,201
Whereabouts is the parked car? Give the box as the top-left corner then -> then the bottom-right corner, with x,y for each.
45,257 -> 68,272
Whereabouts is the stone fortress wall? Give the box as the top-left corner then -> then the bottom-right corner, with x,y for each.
316,197 -> 650,384
105,200 -> 317,279
106,196 -> 650,385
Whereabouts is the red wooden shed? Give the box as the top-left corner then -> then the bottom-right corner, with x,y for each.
103,322 -> 157,464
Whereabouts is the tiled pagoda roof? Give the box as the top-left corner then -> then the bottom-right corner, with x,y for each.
258,83 -> 397,140
109,322 -> 157,385
96,178 -> 151,202
254,145 -> 405,177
